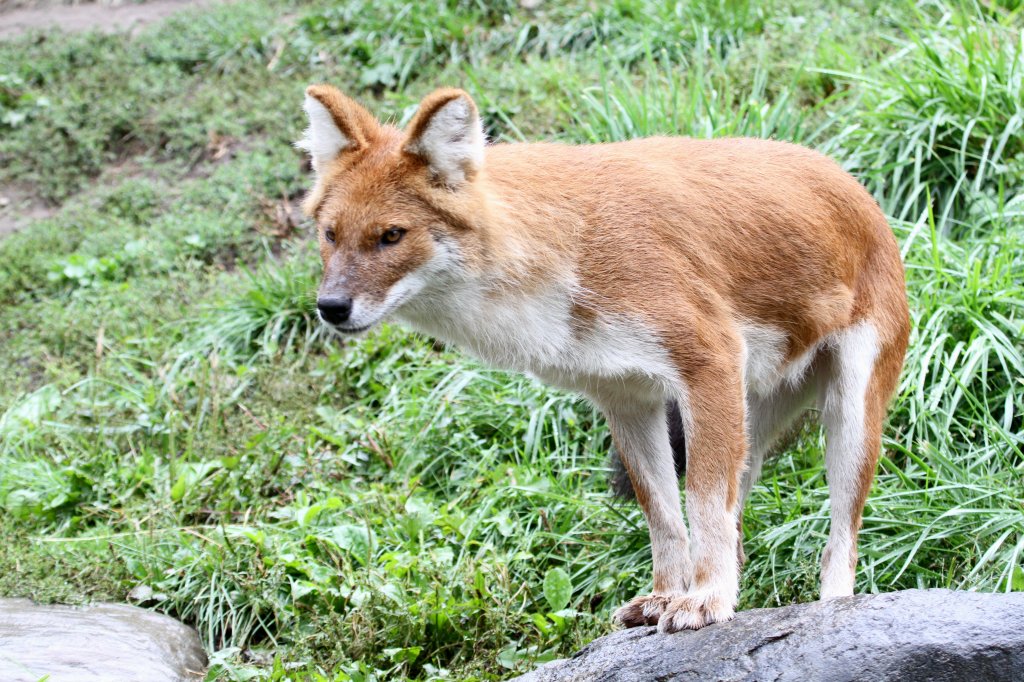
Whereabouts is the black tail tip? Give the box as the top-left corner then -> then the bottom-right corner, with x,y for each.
609,445 -> 636,499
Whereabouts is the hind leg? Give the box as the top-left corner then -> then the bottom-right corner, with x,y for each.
818,321 -> 903,598
736,382 -> 816,563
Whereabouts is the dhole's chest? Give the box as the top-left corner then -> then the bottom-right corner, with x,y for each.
397,281 -> 674,396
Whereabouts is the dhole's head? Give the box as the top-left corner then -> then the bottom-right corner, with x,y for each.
296,85 -> 486,334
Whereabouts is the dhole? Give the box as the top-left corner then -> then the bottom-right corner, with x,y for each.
297,85 -> 909,632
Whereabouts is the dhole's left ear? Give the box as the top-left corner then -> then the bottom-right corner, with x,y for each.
296,84 -> 378,172
403,89 -> 485,188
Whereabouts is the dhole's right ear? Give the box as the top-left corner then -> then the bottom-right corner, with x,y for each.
295,85 -> 378,173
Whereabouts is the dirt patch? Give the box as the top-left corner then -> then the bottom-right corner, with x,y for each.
0,0 -> 215,40
0,185 -> 54,238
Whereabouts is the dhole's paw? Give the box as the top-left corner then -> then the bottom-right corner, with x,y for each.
657,590 -> 735,632
613,593 -> 678,628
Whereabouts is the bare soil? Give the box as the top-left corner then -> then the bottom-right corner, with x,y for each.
0,186 -> 54,238
0,0 -> 214,40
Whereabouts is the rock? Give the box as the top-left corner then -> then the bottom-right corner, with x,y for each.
514,589 -> 1024,682
126,583 -> 155,603
0,598 -> 207,682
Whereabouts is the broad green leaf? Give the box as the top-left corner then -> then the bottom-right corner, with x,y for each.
1010,565 -> 1024,592
543,567 -> 572,612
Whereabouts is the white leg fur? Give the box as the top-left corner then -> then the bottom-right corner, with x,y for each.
734,321 -> 818,566
604,400 -> 693,594
660,478 -> 739,631
604,397 -> 693,627
660,386 -> 742,632
819,321 -> 880,598
736,319 -> 820,511
740,385 -> 816,509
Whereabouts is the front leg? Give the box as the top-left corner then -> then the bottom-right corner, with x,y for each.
601,398 -> 693,628
659,359 -> 747,632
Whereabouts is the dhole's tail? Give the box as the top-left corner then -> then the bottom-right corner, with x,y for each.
610,400 -> 687,498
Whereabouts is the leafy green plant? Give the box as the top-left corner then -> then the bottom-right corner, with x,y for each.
0,72 -> 49,128
46,240 -> 144,290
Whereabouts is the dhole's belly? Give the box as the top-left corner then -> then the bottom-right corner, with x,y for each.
400,282 -> 821,403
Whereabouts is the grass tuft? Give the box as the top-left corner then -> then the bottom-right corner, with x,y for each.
829,3 -> 1024,234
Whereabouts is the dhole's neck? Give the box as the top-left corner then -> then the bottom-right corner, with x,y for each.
395,187 -> 581,368
440,175 -> 578,297
475,170 -> 579,283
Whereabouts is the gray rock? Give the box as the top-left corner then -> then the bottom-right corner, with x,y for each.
0,598 -> 207,682
515,589 -> 1024,682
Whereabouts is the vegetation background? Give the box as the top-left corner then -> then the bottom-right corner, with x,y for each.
1,0 -> 1021,679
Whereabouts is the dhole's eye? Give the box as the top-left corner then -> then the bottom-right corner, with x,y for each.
380,227 -> 406,246
324,229 -> 336,243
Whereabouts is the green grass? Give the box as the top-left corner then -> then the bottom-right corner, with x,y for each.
827,2 -> 1024,234
0,0 -> 1021,680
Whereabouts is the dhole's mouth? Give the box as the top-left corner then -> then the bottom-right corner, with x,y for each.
331,323 -> 373,334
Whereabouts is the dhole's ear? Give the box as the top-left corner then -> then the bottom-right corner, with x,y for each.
296,84 -> 378,172
403,89 -> 485,188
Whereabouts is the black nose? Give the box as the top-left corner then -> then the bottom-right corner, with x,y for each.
317,297 -> 353,325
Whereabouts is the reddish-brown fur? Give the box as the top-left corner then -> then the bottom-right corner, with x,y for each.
300,85 -> 910,632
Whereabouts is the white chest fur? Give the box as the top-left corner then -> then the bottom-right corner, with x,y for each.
397,280 -> 675,396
